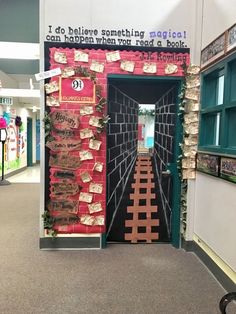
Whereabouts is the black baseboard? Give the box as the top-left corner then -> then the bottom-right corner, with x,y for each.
40,236 -> 101,250
182,238 -> 236,292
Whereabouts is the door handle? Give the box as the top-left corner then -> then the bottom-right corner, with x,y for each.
162,169 -> 171,175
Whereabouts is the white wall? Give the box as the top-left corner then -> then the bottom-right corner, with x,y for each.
42,0 -> 200,53
201,0 -> 236,49
194,172 -> 236,272
192,0 -> 236,277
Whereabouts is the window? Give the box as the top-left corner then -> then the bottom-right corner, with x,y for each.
199,52 -> 236,155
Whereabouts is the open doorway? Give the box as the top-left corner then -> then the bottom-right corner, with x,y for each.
138,104 -> 155,154
106,76 -> 182,246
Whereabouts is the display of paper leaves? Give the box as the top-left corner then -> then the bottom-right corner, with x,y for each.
143,62 -> 157,74
46,96 -> 60,107
89,183 -> 103,194
45,81 -> 59,94
54,51 -> 67,64
79,150 -> 93,161
93,162 -> 103,172
120,60 -> 135,73
79,192 -> 93,203
89,139 -> 102,151
74,50 -> 89,63
165,63 -> 178,74
80,171 -> 92,183
80,106 -> 94,116
88,202 -> 103,214
61,67 -> 75,78
80,128 -> 94,139
106,51 -> 121,62
90,61 -> 104,73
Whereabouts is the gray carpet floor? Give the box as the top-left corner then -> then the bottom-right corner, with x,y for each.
0,183 -> 235,314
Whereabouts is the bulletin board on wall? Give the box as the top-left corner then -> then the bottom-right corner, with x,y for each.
42,42 -> 190,246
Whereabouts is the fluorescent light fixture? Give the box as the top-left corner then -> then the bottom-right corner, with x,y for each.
0,42 -> 39,60
0,88 -> 40,98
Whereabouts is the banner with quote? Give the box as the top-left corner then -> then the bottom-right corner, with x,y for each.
41,0 -> 196,49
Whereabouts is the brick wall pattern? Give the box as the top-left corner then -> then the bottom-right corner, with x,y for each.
106,85 -> 138,234
153,87 -> 177,237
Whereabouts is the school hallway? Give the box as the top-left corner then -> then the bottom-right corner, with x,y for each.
0,182 -> 234,314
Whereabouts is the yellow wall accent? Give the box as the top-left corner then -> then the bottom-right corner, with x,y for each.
193,234 -> 236,284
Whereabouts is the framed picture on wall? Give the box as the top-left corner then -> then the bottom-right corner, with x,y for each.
226,23 -> 236,52
220,157 -> 236,183
201,33 -> 226,68
196,153 -> 220,177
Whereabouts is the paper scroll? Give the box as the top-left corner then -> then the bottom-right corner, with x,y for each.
45,81 -> 59,94
93,162 -> 103,172
143,62 -> 157,74
88,202 -> 103,214
89,139 -> 102,151
106,51 -> 121,62
89,183 -> 103,194
80,106 -> 94,116
46,96 -> 60,107
90,61 -> 104,73
120,60 -> 135,72
80,171 -> 92,183
74,50 -> 89,62
79,192 -> 93,203
165,63 -> 178,74
80,128 -> 94,139
54,51 -> 67,64
79,150 -> 93,161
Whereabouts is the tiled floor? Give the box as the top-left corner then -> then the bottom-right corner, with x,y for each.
8,165 -> 40,183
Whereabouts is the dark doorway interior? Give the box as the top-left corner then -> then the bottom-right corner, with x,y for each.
106,76 -> 180,244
